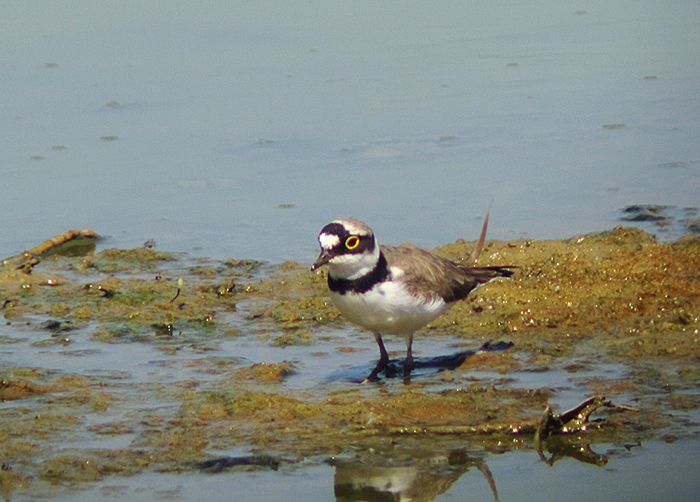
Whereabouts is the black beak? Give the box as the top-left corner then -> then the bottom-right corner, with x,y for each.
311,249 -> 332,271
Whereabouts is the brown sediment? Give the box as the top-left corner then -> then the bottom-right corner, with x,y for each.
0,227 -> 699,497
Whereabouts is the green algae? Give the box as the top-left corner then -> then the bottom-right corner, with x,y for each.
0,227 -> 699,498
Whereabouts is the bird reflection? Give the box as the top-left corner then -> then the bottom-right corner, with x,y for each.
332,449 -> 499,502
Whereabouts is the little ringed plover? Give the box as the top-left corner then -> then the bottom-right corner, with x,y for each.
312,211 -> 516,381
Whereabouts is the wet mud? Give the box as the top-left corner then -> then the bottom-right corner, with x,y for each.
1,227 -> 699,499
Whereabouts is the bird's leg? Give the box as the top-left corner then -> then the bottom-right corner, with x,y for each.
404,334 -> 415,374
364,333 -> 389,382
375,332 -> 389,365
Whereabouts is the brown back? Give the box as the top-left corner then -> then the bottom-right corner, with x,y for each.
381,244 -> 516,303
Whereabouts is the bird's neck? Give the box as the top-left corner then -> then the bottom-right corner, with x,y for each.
328,250 -> 389,294
328,245 -> 382,280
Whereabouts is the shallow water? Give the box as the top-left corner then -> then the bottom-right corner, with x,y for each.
40,439 -> 700,502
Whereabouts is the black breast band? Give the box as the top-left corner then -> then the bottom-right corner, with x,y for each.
328,253 -> 390,294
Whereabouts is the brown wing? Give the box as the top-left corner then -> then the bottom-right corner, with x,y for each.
381,244 -> 516,303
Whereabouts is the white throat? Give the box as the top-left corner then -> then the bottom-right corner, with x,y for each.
328,246 -> 381,280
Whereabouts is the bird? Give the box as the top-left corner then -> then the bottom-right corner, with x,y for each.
311,209 -> 516,381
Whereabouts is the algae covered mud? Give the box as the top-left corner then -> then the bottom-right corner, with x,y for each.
1,228 -> 699,501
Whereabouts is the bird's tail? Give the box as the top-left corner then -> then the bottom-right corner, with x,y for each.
466,266 -> 518,284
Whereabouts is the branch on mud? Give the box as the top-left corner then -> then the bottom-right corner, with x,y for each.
535,396 -> 638,466
3,230 -> 100,274
348,395 -> 638,444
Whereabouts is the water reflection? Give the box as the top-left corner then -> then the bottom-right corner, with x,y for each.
16,437 -> 696,502
195,401 -> 633,502
332,450 -> 498,502
538,436 -> 608,467
330,432 -> 644,502
329,434 -> 630,502
327,396 -> 636,501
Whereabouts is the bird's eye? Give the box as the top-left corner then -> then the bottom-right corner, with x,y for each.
345,236 -> 361,250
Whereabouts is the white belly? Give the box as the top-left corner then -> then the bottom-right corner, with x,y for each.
330,280 -> 450,336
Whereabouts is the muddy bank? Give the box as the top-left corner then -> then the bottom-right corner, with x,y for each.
1,227 -> 699,499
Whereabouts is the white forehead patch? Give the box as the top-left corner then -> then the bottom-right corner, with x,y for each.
319,233 -> 340,250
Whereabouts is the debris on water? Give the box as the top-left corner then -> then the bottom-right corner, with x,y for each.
682,217 -> 700,233
620,204 -> 673,222
1,379 -> 48,401
657,161 -> 686,168
196,455 -> 281,473
233,361 -> 297,383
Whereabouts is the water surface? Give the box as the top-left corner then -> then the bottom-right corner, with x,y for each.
2,0 -> 698,262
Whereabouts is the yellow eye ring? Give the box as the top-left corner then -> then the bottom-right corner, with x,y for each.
345,236 -> 361,250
